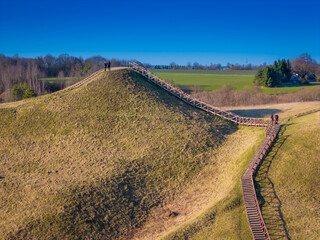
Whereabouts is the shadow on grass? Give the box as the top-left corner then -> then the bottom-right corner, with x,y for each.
229,109 -> 283,118
130,71 -> 238,138
254,125 -> 291,240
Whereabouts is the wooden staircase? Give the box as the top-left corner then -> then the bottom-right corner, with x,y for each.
129,62 -> 281,240
241,124 -> 281,240
129,62 -> 270,127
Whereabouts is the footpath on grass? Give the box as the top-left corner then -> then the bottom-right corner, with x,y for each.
129,62 -> 280,240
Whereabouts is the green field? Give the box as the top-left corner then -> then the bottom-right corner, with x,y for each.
151,69 -> 320,94
151,69 -> 255,91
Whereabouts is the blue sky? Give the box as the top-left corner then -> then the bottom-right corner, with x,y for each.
0,0 -> 319,65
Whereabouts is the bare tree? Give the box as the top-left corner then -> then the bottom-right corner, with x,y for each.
70,63 -> 82,81
291,53 -> 317,80
57,71 -> 65,89
169,62 -> 177,69
57,71 -> 65,80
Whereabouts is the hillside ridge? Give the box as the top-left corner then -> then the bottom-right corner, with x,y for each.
129,63 -> 281,240
130,62 -> 270,127
0,69 -> 239,239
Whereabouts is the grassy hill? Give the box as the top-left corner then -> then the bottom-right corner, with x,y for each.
0,69 -> 266,239
1,68 -> 318,239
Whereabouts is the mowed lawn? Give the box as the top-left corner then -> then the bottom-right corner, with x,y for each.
152,69 -> 255,91
151,69 -> 320,94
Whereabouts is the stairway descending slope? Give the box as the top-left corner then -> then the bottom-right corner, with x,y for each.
59,69 -> 104,93
241,124 -> 281,240
129,62 -> 281,240
129,62 -> 269,127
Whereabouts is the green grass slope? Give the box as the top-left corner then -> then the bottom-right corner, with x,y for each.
0,69 -> 243,239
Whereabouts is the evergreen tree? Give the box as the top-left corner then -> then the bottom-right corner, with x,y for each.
279,59 -> 291,81
254,66 -> 278,87
11,82 -> 27,101
23,88 -> 37,99
254,69 -> 264,85
273,60 -> 280,72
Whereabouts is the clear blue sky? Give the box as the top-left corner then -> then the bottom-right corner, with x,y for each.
0,0 -> 319,65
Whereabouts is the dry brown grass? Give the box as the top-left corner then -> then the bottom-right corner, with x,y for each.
133,127 -> 264,239
1,68 -> 317,239
192,86 -> 320,107
0,69 -> 239,239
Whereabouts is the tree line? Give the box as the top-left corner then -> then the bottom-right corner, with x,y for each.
0,54 -> 131,102
254,53 -> 319,87
151,62 -> 261,70
1,53 -> 319,102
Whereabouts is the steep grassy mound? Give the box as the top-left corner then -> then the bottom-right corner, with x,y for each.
156,130 -> 264,240
255,112 -> 320,239
0,69 -> 238,239
155,107 -> 319,240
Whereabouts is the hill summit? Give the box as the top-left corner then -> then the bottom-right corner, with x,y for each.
0,69 -> 236,239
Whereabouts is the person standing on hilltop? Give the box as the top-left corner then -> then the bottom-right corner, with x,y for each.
270,114 -> 274,124
108,61 -> 111,71
274,114 -> 279,124
104,61 -> 107,71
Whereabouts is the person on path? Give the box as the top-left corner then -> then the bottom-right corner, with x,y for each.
104,61 -> 107,71
274,114 -> 279,124
108,61 -> 111,71
270,114 -> 274,124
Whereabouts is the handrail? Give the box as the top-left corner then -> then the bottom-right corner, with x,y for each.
265,122 -> 273,136
241,124 -> 280,240
129,62 -> 278,240
58,69 -> 104,93
129,62 -> 270,127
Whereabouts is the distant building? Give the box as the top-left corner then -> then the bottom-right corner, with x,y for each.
290,74 -> 301,84
307,74 -> 317,82
290,74 -> 311,85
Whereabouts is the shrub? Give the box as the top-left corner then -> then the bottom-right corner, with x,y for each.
81,64 -> 91,76
10,83 -> 37,101
23,88 -> 37,99
11,83 -> 27,101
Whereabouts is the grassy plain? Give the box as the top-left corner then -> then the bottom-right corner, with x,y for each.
152,69 -> 255,91
151,69 -> 320,94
